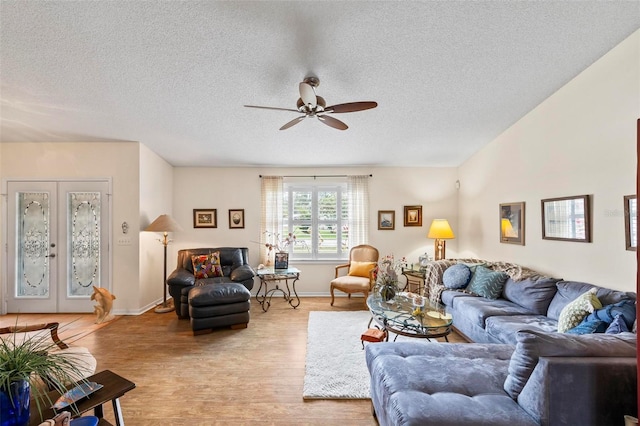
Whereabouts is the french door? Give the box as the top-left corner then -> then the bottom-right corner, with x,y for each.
6,180 -> 110,313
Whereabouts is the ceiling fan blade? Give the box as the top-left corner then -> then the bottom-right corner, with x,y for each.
325,101 -> 378,114
318,115 -> 348,130
299,82 -> 317,108
244,105 -> 299,112
279,116 -> 306,130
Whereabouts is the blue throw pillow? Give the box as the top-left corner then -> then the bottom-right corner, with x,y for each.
443,264 -> 471,289
583,299 -> 636,329
566,319 -> 607,335
466,266 -> 509,299
605,314 -> 630,334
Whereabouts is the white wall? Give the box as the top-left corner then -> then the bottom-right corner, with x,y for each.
0,142 -> 142,313
458,30 -> 640,291
172,166 -> 459,295
139,144 -> 174,311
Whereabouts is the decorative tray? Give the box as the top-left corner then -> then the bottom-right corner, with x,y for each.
52,382 -> 103,409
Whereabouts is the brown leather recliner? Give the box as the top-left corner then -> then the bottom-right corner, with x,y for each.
166,247 -> 255,318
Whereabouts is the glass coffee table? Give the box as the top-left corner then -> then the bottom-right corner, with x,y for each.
366,292 -> 453,341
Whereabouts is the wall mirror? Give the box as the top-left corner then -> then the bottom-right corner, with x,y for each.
541,195 -> 591,242
624,195 -> 637,251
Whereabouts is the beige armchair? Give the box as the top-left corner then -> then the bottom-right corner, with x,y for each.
330,244 -> 379,306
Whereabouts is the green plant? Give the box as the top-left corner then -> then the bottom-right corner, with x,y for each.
0,323 -> 87,415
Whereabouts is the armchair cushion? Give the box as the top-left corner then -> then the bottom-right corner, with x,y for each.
348,261 -> 377,278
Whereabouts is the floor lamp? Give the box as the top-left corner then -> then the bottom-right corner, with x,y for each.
427,219 -> 455,260
145,214 -> 182,313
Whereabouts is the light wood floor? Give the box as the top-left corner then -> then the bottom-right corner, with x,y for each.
1,297 -> 466,425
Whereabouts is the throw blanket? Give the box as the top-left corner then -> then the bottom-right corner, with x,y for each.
426,259 -> 548,304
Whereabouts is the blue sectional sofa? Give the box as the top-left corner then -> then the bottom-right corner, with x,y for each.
365,259 -> 638,425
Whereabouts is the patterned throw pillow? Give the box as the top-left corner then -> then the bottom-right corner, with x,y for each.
191,252 -> 223,279
557,288 -> 602,333
443,264 -> 472,289
465,266 -> 508,299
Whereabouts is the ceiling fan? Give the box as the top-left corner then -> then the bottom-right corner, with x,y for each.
244,76 -> 377,131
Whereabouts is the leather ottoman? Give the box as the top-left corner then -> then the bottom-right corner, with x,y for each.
188,283 -> 251,335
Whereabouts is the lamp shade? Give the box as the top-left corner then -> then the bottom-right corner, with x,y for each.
427,219 -> 455,239
145,214 -> 183,233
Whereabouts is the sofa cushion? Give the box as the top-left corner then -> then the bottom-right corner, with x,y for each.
502,277 -> 559,316
191,253 -> 223,279
503,329 -> 636,399
547,281 -> 635,321
466,266 -> 509,299
605,314 -> 630,334
348,261 -> 377,278
452,296 -> 533,329
557,288 -> 601,333
485,315 -> 558,345
440,290 -> 475,308
443,264 -> 472,289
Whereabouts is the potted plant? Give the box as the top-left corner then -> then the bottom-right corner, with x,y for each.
0,323 -> 87,426
374,254 -> 406,302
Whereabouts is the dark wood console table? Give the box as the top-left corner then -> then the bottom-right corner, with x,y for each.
29,370 -> 136,426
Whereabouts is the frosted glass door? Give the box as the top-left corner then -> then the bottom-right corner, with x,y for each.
7,180 -> 110,313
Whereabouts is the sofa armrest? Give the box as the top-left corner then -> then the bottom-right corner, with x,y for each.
518,356 -> 637,426
167,268 -> 195,287
230,264 -> 255,282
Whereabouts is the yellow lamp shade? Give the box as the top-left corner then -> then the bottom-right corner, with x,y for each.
427,219 -> 455,239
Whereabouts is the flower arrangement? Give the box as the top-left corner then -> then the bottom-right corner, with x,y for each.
374,254 -> 407,301
262,230 -> 297,253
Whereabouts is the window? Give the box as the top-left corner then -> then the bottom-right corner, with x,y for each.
283,182 -> 349,260
261,175 -> 370,263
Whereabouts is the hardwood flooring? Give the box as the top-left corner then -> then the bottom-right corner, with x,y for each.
2,297 -> 466,425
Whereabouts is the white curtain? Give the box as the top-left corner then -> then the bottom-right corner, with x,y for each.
348,175 -> 370,247
260,176 -> 283,264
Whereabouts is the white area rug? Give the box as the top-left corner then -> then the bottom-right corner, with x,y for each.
303,310 -> 374,399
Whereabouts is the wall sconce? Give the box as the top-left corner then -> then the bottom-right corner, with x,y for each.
427,219 -> 455,260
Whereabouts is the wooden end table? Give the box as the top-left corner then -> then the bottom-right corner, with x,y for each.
29,370 -> 136,426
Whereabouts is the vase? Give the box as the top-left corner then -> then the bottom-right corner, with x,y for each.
380,284 -> 397,302
0,380 -> 30,426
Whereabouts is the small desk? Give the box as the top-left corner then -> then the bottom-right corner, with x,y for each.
255,267 -> 301,312
29,370 -> 136,426
401,268 -> 427,295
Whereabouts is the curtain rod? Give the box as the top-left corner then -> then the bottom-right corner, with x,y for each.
259,174 -> 372,178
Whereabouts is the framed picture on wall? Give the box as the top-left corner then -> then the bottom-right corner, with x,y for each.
193,209 -> 217,228
378,210 -> 395,230
403,205 -> 422,227
541,195 -> 591,242
229,209 -> 245,229
499,202 -> 525,245
624,195 -> 637,251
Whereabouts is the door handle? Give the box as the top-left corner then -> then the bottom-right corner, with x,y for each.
47,254 -> 56,258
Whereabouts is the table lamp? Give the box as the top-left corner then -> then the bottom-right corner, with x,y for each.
145,214 -> 182,313
427,219 -> 455,260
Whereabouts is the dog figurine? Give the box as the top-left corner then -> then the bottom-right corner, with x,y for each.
91,286 -> 116,324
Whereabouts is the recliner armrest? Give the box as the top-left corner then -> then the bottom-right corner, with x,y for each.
167,268 -> 195,287
230,264 -> 255,282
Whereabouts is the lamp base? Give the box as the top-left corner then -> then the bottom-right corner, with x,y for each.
154,299 -> 175,314
434,239 -> 447,260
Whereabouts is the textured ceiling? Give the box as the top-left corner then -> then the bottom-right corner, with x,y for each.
1,1 -> 639,167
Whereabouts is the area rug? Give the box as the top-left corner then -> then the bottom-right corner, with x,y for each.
303,310 -> 374,399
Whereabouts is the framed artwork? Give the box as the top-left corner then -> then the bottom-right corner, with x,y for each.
403,205 -> 422,227
193,209 -> 217,228
229,209 -> 245,229
499,202 -> 525,245
378,210 -> 395,230
541,195 -> 591,242
624,195 -> 637,251
274,252 -> 289,270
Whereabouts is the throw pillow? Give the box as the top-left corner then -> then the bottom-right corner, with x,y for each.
465,266 -> 508,299
557,288 -> 602,333
566,319 -> 607,335
605,314 -> 629,334
442,264 -> 472,289
583,299 -> 636,329
348,261 -> 377,278
191,252 -> 223,279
